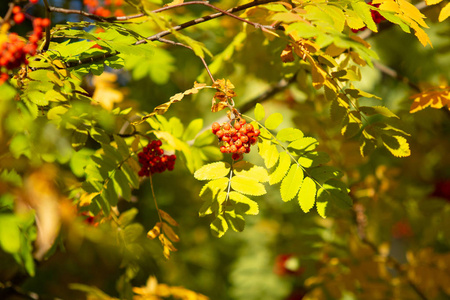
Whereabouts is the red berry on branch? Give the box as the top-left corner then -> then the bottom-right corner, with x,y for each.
13,13 -> 25,24
12,6 -> 21,14
30,0 -> 39,3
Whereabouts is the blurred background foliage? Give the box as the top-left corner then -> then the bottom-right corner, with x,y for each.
1,0 -> 450,300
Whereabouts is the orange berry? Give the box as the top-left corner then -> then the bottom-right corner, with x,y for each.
234,122 -> 241,130
246,124 -> 254,132
240,135 -> 248,143
230,145 -> 238,153
41,18 -> 51,27
234,139 -> 242,148
12,6 -> 21,14
223,123 -> 231,130
239,118 -> 246,125
220,146 -> 227,153
238,146 -> 246,154
216,130 -> 224,139
13,13 -> 25,24
254,129 -> 260,137
222,136 -> 230,142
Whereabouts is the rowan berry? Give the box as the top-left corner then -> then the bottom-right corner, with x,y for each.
234,122 -> 241,130
230,145 -> 238,153
216,130 -> 224,139
14,13 -> 25,24
223,123 -> 231,131
12,6 -> 21,14
240,135 -> 248,143
239,118 -> 246,125
234,139 -> 243,148
232,153 -> 243,161
30,0 -> 39,3
137,139 -> 176,176
212,122 -> 221,132
41,18 -> 51,27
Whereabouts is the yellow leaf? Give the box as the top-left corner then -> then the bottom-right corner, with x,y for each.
164,0 -> 183,7
398,0 -> 429,28
147,222 -> 162,239
426,0 -> 443,5
410,87 -> 450,113
281,44 -> 295,63
162,222 -> 180,242
439,2 -> 450,22
378,0 -> 401,13
159,209 -> 179,226
409,21 -> 432,48
92,73 -> 125,110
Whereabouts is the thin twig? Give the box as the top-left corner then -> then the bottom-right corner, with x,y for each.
48,6 -> 109,22
149,175 -> 163,224
157,37 -> 215,82
135,0 -> 279,45
42,0 -> 52,51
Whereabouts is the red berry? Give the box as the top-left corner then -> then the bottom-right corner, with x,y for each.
234,122 -> 241,130
232,153 -> 243,161
240,135 -> 249,143
212,122 -> 221,131
12,6 -> 21,14
223,123 -> 231,130
41,18 -> 51,27
246,124 -> 254,132
216,130 -> 224,139
239,118 -> 246,125
14,13 -> 25,24
220,146 -> 227,153
30,0 -> 39,3
254,129 -> 260,137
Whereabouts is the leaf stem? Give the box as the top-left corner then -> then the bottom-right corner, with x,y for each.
149,174 -> 163,224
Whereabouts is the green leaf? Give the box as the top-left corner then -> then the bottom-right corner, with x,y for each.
259,140 -> 279,169
298,152 -> 330,168
47,106 -> 68,120
90,127 -> 110,144
316,179 -> 352,218
280,164 -> 304,202
194,130 -> 216,147
92,193 -> 110,216
210,215 -> 228,238
381,135 -> 411,157
298,177 -> 316,213
183,118 -> 203,141
352,1 -> 378,32
229,192 -> 259,215
0,215 -> 20,253
309,166 -> 342,184
233,161 -> 269,183
103,179 -> 118,207
194,162 -> 231,180
269,151 -> 291,185
118,208 -> 138,227
113,169 -> 132,201
199,177 -> 229,198
27,90 -> 49,106
121,163 -> 139,189
113,134 -> 130,158
224,209 -> 245,232
276,128 -> 304,142
254,103 -> 265,121
123,223 -> 143,243
264,113 -> 283,130
288,137 -> 318,152
230,176 -> 266,196
360,106 -> 398,118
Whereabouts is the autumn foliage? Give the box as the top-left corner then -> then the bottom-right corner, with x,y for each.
0,0 -> 450,299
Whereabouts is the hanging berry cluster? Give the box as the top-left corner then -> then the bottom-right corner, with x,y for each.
0,15 -> 50,84
137,140 -> 176,177
83,0 -> 125,17
211,118 -> 260,161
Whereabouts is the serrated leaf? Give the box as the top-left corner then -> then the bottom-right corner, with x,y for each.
288,137 -> 318,152
280,164 -> 304,202
90,127 -> 110,144
309,166 -> 343,184
224,209 -> 245,232
264,113 -> 283,130
276,128 -> 304,142
210,215 -> 228,238
233,161 -> 269,183
113,169 -> 131,201
259,140 -> 279,169
103,179 -> 118,207
118,208 -> 138,227
230,176 -> 266,196
254,103 -> 265,121
269,151 -> 291,185
298,152 -> 330,168
381,135 -> 411,157
121,163 -> 139,189
360,106 -> 398,118
194,162 -> 231,180
316,179 -> 352,218
47,106 -> 68,120
298,177 -> 316,213
123,223 -> 143,243
352,1 -> 378,32
229,192 -> 259,215
113,134 -> 129,158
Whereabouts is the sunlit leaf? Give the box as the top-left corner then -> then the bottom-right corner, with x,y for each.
265,113 -> 283,130
194,162 -> 231,180
298,177 -> 316,213
280,164 -> 304,202
269,151 -> 291,185
254,103 -> 266,121
230,176 -> 266,196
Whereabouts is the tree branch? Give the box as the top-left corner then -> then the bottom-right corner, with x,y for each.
42,0 -> 52,51
135,0 -> 279,45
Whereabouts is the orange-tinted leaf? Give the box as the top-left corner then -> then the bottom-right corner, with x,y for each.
410,87 -> 450,113
147,222 -> 162,239
159,209 -> 179,226
281,44 -> 295,63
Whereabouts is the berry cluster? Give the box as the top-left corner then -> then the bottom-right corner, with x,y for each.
137,140 -> 176,177
0,17 -> 50,84
352,2 -> 385,33
83,0 -> 125,18
211,119 -> 260,161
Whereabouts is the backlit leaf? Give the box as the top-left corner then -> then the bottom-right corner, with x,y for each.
280,164 -> 304,202
259,140 -> 280,169
276,128 -> 304,142
230,176 -> 266,196
265,113 -> 283,130
224,209 -> 245,232
210,215 -> 228,238
254,103 -> 265,121
229,192 -> 259,215
288,137 -> 318,152
233,161 -> 269,183
381,134 -> 411,157
194,162 -> 231,180
269,152 -> 291,185
439,2 -> 450,22
298,177 -> 316,213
